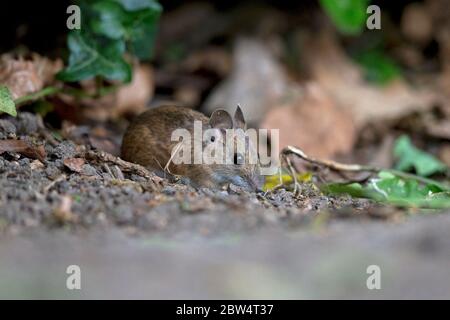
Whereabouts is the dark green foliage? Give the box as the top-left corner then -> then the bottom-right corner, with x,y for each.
325,171 -> 450,209
0,86 -> 16,116
355,50 -> 401,84
319,0 -> 370,35
394,135 -> 446,177
58,0 -> 162,83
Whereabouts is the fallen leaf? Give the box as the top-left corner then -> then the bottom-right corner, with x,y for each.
0,139 -> 46,161
59,63 -> 153,121
394,135 -> 446,176
0,53 -> 62,101
301,32 -> 442,129
114,63 -> 154,116
63,158 -> 85,173
0,86 -> 16,116
325,171 -> 450,209
203,38 -> 290,124
261,83 -> 356,159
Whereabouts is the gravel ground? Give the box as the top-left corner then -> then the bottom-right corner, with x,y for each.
0,113 -> 378,236
1,213 -> 450,299
0,113 -> 449,299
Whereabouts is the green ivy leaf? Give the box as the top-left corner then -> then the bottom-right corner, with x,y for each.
91,0 -> 162,60
91,1 -> 129,40
0,86 -> 17,117
127,8 -> 160,59
112,0 -> 162,11
57,31 -> 132,83
394,135 -> 446,177
355,50 -> 401,84
371,174 -> 450,208
325,174 -> 450,209
319,0 -> 370,35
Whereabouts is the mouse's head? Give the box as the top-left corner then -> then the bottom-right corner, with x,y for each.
202,106 -> 264,192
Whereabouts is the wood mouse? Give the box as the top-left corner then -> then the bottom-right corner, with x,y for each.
121,105 -> 264,191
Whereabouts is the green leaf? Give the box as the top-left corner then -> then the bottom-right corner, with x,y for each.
91,0 -> 162,60
57,0 -> 161,84
319,0 -> 370,35
91,1 -> 129,40
370,175 -> 450,208
355,50 -> 401,84
57,31 -> 132,82
127,9 -> 160,59
112,0 -> 162,11
394,135 -> 447,177
324,182 -> 370,199
325,173 -> 450,209
0,86 -> 17,117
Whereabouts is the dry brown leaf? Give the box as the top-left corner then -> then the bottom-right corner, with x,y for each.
203,38 -> 290,124
0,139 -> 46,161
301,32 -> 443,130
0,53 -> 62,100
63,158 -> 85,173
261,83 -> 356,158
115,63 -> 154,117
61,63 -> 154,122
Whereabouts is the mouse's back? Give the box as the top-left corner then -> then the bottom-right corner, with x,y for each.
121,105 -> 209,173
121,105 -> 263,191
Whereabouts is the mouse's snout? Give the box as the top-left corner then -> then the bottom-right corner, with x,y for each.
250,174 -> 265,193
229,173 -> 264,192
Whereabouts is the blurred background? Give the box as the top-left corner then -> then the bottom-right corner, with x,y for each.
1,0 -> 450,299
0,0 -> 449,165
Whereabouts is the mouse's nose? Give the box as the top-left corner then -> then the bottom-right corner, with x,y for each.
255,187 -> 264,194
248,175 -> 264,193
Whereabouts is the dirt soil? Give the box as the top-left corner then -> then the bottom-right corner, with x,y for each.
1,113 -> 449,299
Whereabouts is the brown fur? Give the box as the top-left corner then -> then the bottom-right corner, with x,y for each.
121,105 -> 263,190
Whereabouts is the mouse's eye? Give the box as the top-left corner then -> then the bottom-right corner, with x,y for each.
210,136 -> 216,142
234,153 -> 244,165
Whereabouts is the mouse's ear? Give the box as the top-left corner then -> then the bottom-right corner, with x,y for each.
209,109 -> 233,129
234,104 -> 246,130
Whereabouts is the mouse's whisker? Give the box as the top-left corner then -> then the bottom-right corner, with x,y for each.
164,141 -> 183,174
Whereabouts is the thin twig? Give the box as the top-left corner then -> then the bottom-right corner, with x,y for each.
85,150 -> 159,182
282,146 -> 376,172
43,174 -> 67,193
281,145 -> 450,191
14,84 -> 121,107
15,86 -> 61,106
